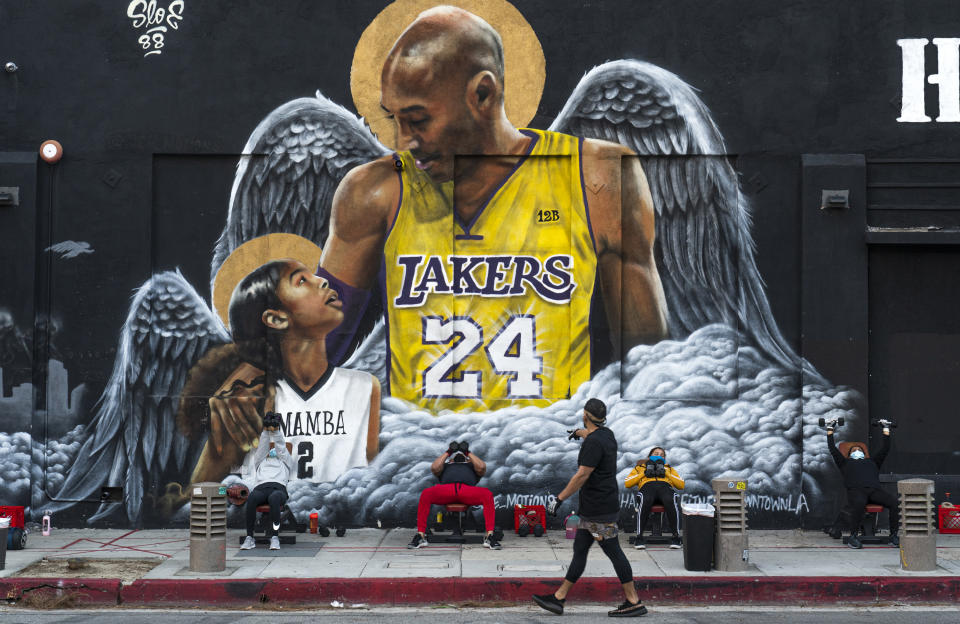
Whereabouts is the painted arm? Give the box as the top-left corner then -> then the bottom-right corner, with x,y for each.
583,141 -> 668,358
557,465 -> 595,502
366,377 -> 381,462
320,159 -> 398,289
192,382 -> 272,485
319,160 -> 398,364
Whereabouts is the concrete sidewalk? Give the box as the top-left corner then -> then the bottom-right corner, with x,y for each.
1,528 -> 958,607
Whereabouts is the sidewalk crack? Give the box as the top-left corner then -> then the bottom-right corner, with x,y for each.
358,527 -> 389,577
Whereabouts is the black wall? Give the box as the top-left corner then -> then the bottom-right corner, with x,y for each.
2,0 -> 959,524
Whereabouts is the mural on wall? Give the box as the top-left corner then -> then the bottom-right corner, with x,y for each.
4,0 -> 863,528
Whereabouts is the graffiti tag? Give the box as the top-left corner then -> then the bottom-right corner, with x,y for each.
127,0 -> 184,57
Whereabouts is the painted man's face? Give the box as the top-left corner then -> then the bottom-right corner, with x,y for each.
273,261 -> 344,335
381,63 -> 479,183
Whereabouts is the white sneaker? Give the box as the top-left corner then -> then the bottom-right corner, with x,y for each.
240,536 -> 256,550
269,536 -> 280,551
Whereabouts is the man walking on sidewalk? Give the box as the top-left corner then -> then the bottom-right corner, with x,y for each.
534,398 -> 648,617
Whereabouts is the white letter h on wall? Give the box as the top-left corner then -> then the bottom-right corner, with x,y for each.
898,38 -> 960,122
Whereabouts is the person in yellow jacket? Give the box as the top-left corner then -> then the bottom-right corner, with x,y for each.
624,447 -> 684,550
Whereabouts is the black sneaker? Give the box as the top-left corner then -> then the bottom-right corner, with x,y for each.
890,534 -> 900,548
669,536 -> 682,549
609,600 -> 648,617
407,533 -> 428,549
532,593 -> 565,615
847,534 -> 862,549
483,534 -> 502,550
633,535 -> 645,550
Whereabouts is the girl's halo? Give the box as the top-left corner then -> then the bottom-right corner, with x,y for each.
212,233 -> 323,329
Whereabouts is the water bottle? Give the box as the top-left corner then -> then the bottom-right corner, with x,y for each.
564,513 -> 579,539
42,511 -> 51,536
309,512 -> 319,534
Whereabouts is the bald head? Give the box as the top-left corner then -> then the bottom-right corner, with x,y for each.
383,6 -> 504,94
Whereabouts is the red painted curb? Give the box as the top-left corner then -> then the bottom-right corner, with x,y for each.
0,578 -> 121,606
115,576 -> 960,607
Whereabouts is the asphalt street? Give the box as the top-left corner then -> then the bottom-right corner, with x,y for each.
3,607 -> 959,623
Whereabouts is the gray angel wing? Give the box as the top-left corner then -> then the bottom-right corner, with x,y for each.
550,60 -> 808,374
343,319 -> 387,387
210,92 -> 389,292
51,270 -> 229,524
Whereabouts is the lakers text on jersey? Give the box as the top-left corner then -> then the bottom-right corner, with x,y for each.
384,129 -> 597,412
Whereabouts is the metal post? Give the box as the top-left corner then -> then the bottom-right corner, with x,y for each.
189,482 -> 227,572
898,478 -> 937,571
712,478 -> 749,571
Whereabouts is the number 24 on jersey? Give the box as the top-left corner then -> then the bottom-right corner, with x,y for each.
422,315 -> 542,399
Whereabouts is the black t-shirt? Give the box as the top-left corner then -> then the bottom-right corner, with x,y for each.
440,461 -> 479,486
576,427 -> 619,517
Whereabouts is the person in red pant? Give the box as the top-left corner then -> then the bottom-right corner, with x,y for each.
407,441 -> 501,550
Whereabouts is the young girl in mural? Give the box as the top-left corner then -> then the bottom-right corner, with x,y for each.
188,259 -> 380,489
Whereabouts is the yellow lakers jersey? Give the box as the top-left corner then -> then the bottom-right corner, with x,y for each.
383,128 -> 597,412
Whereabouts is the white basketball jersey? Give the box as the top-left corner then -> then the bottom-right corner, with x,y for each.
273,367 -> 373,484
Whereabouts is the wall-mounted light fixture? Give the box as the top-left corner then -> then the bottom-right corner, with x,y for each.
39,140 -> 63,164
820,189 -> 850,210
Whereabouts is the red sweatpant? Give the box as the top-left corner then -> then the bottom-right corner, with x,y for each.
416,483 -> 496,533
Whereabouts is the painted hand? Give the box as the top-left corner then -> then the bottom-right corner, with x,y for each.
208,363 -> 265,455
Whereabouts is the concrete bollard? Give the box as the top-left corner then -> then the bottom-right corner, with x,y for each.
898,478 -> 937,571
189,482 -> 227,572
712,478 -> 749,571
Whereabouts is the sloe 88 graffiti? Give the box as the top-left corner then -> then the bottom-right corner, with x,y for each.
127,0 -> 185,57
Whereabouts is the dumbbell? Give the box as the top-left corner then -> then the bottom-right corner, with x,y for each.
818,417 -> 845,428
871,419 -> 897,429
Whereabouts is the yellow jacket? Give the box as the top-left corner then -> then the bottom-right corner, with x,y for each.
624,461 -> 685,491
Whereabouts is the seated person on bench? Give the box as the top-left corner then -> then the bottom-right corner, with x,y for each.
408,441 -> 500,551
828,422 -> 898,549
239,412 -> 295,551
624,446 -> 684,549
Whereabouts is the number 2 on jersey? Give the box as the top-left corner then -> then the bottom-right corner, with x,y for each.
422,315 -> 542,399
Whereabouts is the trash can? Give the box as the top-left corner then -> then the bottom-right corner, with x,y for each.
681,503 -> 715,571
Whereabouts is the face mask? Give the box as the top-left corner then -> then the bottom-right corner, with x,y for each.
850,450 -> 865,460
649,455 -> 664,462
268,448 -> 277,459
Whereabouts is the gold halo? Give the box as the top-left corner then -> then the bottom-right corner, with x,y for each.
351,0 -> 545,149
212,233 -> 323,329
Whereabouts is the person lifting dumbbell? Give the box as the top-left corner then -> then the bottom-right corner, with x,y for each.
826,416 -> 899,549
407,441 -> 501,550
237,411 -> 295,551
